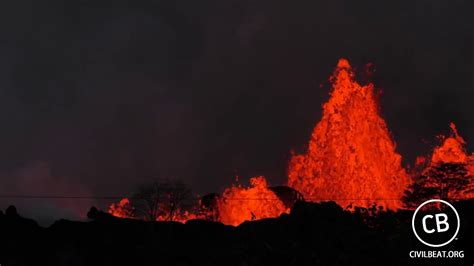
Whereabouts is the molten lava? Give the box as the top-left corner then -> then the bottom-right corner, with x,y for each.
108,198 -> 134,218
108,197 -> 197,222
217,176 -> 289,226
426,123 -> 474,198
288,59 -> 411,210
431,123 -> 470,165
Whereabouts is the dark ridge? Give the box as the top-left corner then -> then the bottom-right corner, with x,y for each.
0,200 -> 473,266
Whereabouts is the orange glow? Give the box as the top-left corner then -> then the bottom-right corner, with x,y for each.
426,123 -> 474,199
415,156 -> 427,167
288,59 -> 411,210
431,123 -> 469,164
108,198 -> 197,222
108,198 -> 134,218
217,176 -> 289,226
108,61 -> 473,222
156,210 -> 197,223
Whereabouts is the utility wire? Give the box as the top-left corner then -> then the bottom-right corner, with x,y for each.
0,195 -> 404,201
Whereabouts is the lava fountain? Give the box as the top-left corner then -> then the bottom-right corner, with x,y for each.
431,123 -> 472,166
427,123 -> 474,198
108,198 -> 134,218
288,59 -> 411,210
217,176 -> 289,226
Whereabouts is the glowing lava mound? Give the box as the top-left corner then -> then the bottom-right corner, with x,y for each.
218,176 -> 289,226
429,123 -> 474,198
288,59 -> 411,210
431,123 -> 472,166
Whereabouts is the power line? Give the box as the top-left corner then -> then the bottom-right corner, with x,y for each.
0,195 -> 404,201
0,195 -> 125,200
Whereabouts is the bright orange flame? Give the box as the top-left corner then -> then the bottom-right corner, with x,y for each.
108,198 -> 134,218
288,59 -> 411,210
217,176 -> 289,226
156,210 -> 197,223
427,123 -> 474,198
431,123 -> 469,164
108,198 -> 198,223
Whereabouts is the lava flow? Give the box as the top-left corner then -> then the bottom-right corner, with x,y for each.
217,176 -> 289,226
288,59 -> 411,210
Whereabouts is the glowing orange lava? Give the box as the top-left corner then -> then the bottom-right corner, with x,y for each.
427,123 -> 474,198
217,176 -> 289,226
288,59 -> 411,210
432,123 -> 469,165
109,60 -> 473,223
108,198 -> 134,218
156,210 -> 197,223
108,197 -> 198,222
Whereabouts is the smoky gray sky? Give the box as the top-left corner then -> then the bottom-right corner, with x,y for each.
0,0 -> 472,223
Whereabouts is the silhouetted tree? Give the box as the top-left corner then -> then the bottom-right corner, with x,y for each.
199,193 -> 220,221
403,162 -> 471,208
133,182 -> 164,221
161,180 -> 193,221
132,179 -> 193,221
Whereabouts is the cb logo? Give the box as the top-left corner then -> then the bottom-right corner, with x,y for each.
412,199 -> 460,247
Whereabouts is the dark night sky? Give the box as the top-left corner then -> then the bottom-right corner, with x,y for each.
0,0 -> 472,222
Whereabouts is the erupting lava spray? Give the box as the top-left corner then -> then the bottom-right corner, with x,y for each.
288,59 -> 411,210
217,176 -> 288,226
108,59 -> 473,223
431,123 -> 472,166
108,198 -> 134,218
425,123 -> 474,199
